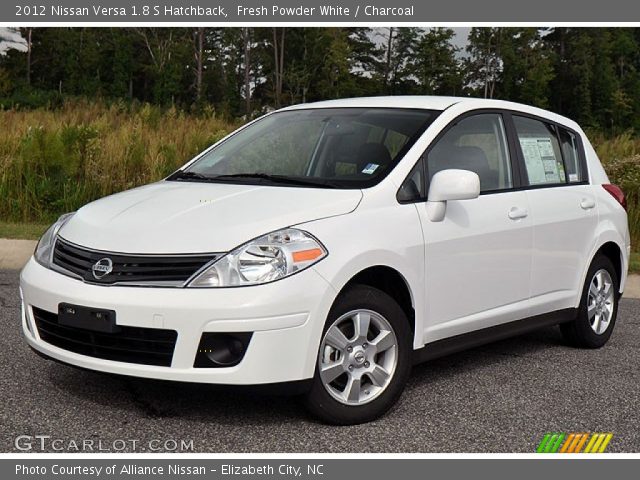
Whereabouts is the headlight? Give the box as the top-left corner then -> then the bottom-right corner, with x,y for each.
188,228 -> 327,287
34,213 -> 75,268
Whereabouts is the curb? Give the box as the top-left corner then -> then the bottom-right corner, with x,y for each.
0,238 -> 37,270
623,274 -> 640,300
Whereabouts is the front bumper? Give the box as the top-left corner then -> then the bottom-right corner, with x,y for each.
20,258 -> 336,384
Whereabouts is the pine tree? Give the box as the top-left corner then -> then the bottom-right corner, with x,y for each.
412,28 -> 461,95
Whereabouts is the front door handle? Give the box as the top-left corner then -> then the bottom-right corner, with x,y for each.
580,198 -> 596,210
508,206 -> 528,220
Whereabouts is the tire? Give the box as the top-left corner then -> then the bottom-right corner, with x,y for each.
304,284 -> 412,425
560,254 -> 619,348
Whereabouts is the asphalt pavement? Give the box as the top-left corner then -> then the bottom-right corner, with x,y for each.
1,269 -> 638,453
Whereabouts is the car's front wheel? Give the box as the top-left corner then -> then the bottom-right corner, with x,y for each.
561,254 -> 619,348
304,285 -> 412,425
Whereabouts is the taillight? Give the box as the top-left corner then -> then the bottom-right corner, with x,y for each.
602,184 -> 627,211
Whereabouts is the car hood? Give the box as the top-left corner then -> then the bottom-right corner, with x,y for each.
59,181 -> 362,254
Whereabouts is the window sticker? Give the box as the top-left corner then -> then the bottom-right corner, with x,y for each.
519,137 -> 561,184
569,173 -> 579,182
361,163 -> 379,175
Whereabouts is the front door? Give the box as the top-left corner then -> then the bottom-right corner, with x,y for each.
416,112 -> 533,342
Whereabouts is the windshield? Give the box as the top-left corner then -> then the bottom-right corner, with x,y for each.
171,108 -> 440,189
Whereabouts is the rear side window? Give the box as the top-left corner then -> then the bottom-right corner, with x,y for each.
427,113 -> 512,193
513,116 -> 566,186
558,128 -> 583,183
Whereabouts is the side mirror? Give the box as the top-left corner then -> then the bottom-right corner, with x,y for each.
426,169 -> 480,222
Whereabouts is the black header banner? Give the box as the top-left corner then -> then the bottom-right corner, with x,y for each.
4,0 -> 640,22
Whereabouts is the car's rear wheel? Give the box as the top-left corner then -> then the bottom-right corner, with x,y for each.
560,254 -> 619,348
304,285 -> 412,425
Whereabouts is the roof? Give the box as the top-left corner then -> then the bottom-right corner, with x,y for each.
282,95 -> 581,131
283,95 -> 467,111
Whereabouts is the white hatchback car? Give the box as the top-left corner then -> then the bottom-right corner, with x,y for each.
21,96 -> 629,424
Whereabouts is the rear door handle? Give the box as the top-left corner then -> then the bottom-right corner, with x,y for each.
508,206 -> 528,220
580,198 -> 596,210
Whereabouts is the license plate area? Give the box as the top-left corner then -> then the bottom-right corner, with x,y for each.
58,303 -> 120,333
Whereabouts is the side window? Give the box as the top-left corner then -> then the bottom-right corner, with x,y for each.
397,159 -> 425,202
559,127 -> 583,183
513,116 -> 566,186
427,114 -> 512,193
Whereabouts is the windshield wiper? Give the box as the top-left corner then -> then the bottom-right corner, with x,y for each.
212,173 -> 338,188
169,171 -> 339,188
167,170 -> 215,182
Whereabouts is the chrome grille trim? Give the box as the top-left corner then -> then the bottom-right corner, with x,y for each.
52,237 -> 221,288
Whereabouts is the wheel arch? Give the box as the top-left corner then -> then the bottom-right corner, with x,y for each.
336,265 -> 418,343
597,242 -> 624,289
577,235 -> 627,308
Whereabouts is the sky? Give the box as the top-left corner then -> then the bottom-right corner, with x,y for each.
0,27 -> 27,55
452,27 -> 471,51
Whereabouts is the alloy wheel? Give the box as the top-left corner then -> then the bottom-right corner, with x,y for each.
587,269 -> 615,335
318,309 -> 398,406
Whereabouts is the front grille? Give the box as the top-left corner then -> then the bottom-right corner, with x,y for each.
32,307 -> 177,367
52,237 -> 216,286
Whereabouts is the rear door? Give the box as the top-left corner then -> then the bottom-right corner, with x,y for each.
511,115 -> 598,315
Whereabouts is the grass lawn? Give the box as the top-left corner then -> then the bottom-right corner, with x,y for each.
1,222 -> 639,275
0,222 -> 49,240
630,252 -> 640,275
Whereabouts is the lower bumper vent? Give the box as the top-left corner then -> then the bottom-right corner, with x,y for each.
32,307 -> 177,367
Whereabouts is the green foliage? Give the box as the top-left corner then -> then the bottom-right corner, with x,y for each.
464,27 -> 553,107
465,28 -> 502,99
592,132 -> 640,247
0,89 -> 64,109
499,28 -> 554,108
0,222 -> 49,240
3,27 -> 640,246
0,99 -> 235,222
629,251 -> 640,273
601,153 -> 640,247
0,67 -> 13,96
1,26 -> 640,131
412,28 -> 462,95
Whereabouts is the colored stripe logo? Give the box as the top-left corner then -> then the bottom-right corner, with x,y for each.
536,433 -> 613,453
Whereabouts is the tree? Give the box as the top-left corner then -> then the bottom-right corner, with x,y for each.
546,28 -> 595,126
614,29 -> 640,130
412,28 -> 461,95
242,27 -> 251,115
25,27 -> 31,85
0,66 -> 12,95
499,28 -> 554,108
3,26 -> 640,133
590,30 -> 618,129
278,28 -> 312,105
378,27 -> 419,94
272,27 -> 286,108
134,28 -> 192,104
465,27 -> 503,99
194,27 -> 204,102
314,28 -> 355,99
